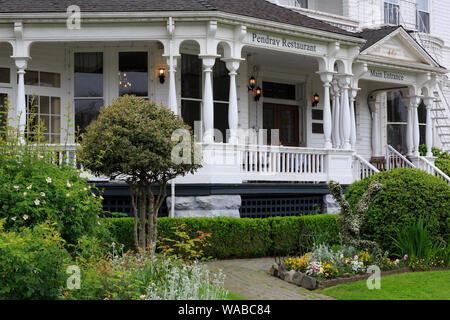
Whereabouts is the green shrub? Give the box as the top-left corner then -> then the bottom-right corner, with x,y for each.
0,145 -> 103,245
105,215 -> 341,259
345,168 -> 450,253
0,219 -> 70,300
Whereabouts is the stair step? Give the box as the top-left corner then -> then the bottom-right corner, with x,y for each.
433,116 -> 449,120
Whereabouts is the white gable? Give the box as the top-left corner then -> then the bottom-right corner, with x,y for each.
361,28 -> 439,67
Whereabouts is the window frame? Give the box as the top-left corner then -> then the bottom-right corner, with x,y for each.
384,0 -> 400,26
416,0 -> 430,33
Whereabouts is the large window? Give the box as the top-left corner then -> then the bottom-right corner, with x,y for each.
295,0 -> 308,9
26,95 -> 61,143
74,52 -> 103,136
0,68 -> 10,84
416,0 -> 430,33
386,91 -> 427,154
22,70 -> 60,88
118,52 -> 148,98
387,91 -> 408,154
180,54 -> 230,141
384,0 -> 399,25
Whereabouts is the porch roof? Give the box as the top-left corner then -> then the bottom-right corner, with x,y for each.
0,0 -> 359,38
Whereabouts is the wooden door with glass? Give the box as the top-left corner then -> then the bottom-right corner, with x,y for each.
263,103 -> 299,147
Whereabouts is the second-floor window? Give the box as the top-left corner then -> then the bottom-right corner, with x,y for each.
416,0 -> 430,33
384,0 -> 399,25
295,0 -> 308,9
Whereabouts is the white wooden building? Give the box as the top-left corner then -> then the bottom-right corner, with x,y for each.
0,0 -> 448,217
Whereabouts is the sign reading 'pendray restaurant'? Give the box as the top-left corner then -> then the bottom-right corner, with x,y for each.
248,32 -> 318,53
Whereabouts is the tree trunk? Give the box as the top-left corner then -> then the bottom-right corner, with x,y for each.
130,185 -> 139,250
147,186 -> 155,251
138,186 -> 147,250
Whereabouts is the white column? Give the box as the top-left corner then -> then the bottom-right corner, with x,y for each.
411,97 -> 421,157
350,90 -> 357,150
340,80 -> 352,150
424,97 -> 434,157
14,58 -> 29,141
201,57 -> 216,144
332,81 -> 341,149
330,88 -> 336,148
167,56 -> 178,115
369,94 -> 380,157
406,103 -> 414,156
224,59 -> 241,145
318,72 -> 334,149
323,82 -> 332,149
339,87 -> 345,148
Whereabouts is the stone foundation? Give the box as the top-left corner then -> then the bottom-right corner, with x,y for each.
166,195 -> 241,218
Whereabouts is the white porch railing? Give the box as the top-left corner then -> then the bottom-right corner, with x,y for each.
385,145 -> 416,170
353,154 -> 380,180
238,145 -> 328,183
44,144 -> 79,167
417,155 -> 450,185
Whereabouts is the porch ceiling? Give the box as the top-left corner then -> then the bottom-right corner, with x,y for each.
243,46 -> 319,74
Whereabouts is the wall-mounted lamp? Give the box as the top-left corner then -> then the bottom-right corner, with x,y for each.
248,76 -> 262,101
158,68 -> 166,84
255,87 -> 262,102
312,93 -> 320,107
248,76 -> 256,91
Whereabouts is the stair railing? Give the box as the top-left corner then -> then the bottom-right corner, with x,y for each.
385,145 -> 416,170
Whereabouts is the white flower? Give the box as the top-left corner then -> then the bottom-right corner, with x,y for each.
92,193 -> 96,198
66,181 -> 72,188
23,192 -> 27,196
11,217 -> 16,221
27,185 -> 32,190
83,187 -> 87,191
13,185 -> 19,190
46,177 -> 52,183
40,192 -> 45,197
38,155 -> 44,159
23,215 -> 29,221
34,199 -> 40,206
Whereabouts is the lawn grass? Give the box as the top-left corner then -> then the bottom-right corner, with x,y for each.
320,270 -> 450,300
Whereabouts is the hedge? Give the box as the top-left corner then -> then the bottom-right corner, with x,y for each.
104,215 -> 341,259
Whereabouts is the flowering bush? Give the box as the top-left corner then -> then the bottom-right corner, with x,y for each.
0,141 -> 104,244
283,244 -> 405,281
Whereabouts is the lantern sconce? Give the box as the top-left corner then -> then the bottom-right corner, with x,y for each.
248,76 -> 256,91
248,76 -> 262,102
312,93 -> 320,107
255,87 -> 262,102
158,68 -> 166,84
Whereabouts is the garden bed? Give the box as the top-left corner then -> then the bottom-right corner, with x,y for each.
271,262 -> 450,290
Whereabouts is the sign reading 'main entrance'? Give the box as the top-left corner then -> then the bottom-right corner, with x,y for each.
248,32 -> 318,53
369,69 -> 405,81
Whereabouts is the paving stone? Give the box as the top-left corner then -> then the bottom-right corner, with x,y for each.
206,258 -> 333,300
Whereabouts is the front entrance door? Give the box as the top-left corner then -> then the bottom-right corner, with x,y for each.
263,103 -> 299,147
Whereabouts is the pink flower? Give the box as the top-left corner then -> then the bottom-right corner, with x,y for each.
403,254 -> 408,261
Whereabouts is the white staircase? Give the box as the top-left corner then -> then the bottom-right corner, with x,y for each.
433,84 -> 450,152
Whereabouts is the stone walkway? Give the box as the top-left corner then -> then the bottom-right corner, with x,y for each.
206,258 -> 334,300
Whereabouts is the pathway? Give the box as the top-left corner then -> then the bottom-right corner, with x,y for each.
206,258 -> 334,300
